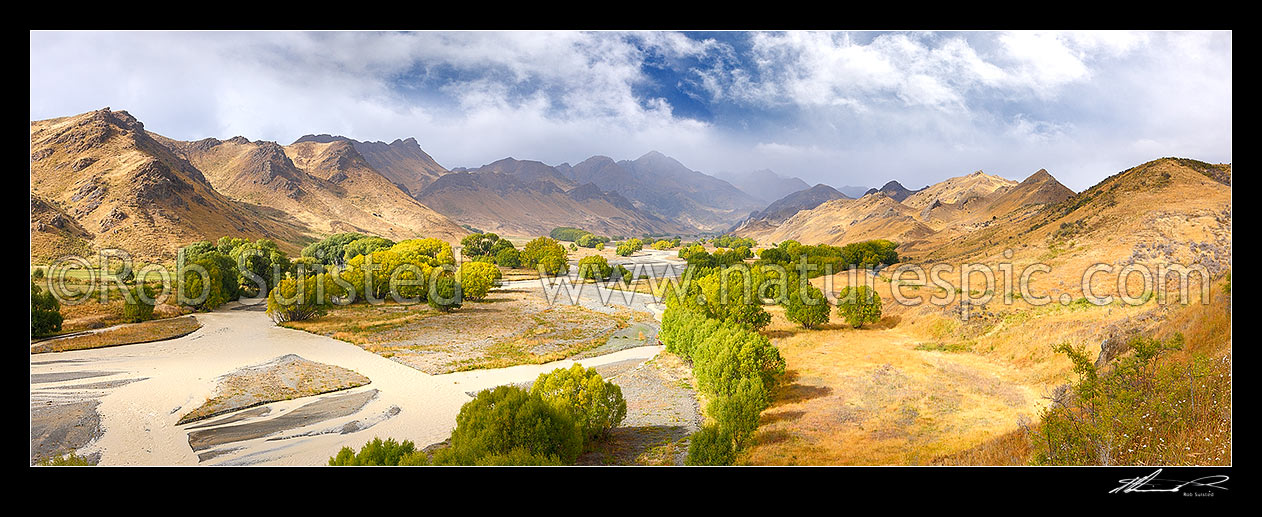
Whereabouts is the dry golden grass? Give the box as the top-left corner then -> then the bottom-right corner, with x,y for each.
31,315 -> 201,354
282,287 -> 648,374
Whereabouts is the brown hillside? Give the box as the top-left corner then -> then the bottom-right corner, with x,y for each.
29,108 -> 307,262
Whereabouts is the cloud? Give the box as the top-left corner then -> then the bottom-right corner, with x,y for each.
30,30 -> 1230,193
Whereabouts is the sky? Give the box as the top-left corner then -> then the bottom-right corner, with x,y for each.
30,31 -> 1231,192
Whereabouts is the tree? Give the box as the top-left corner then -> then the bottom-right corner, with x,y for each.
122,284 -> 156,323
31,281 -> 62,337
531,364 -> 627,442
328,437 -> 428,466
460,233 -> 500,258
342,236 -> 395,263
495,247 -> 521,268
433,385 -> 583,465
616,238 -> 643,257
301,232 -> 365,266
686,425 -> 735,465
460,261 -> 501,301
836,285 -> 882,328
428,273 -> 462,312
267,273 -> 334,322
522,237 -> 568,275
227,238 -> 291,296
577,255 -> 612,281
178,248 -> 239,311
784,283 -> 830,329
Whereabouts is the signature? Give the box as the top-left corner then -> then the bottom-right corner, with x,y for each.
1111,469 -> 1229,494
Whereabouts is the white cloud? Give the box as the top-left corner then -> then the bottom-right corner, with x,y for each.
29,30 -> 1231,193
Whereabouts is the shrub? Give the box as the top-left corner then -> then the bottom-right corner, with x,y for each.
328,437 -> 428,466
615,238 -> 643,257
576,234 -> 607,248
495,247 -> 522,268
427,273 -> 462,312
434,385 -> 583,465
1033,333 -> 1212,466
522,237 -> 568,275
686,425 -> 736,465
784,283 -> 831,329
122,284 -> 157,323
577,255 -> 612,281
537,255 -> 569,277
836,285 -> 882,328
177,248 -> 239,311
460,261 -> 501,301
301,232 -> 365,266
266,273 -> 334,322
31,281 -> 63,338
36,452 -> 94,466
531,364 -> 627,442
708,376 -> 768,448
595,242 -> 605,251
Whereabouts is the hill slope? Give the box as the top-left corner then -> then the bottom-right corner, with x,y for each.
30,108 -> 307,261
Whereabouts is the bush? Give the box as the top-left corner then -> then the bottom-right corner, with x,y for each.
460,261 -> 501,301
122,284 -> 156,323
266,273 -> 334,322
522,237 -> 568,275
427,273 -> 462,312
549,227 -> 591,242
31,281 -> 62,338
784,283 -> 830,329
434,385 -> 583,465
495,247 -> 522,268
531,364 -> 627,442
1033,333 -> 1212,466
615,238 -> 643,257
36,452 -> 94,466
594,242 -> 605,251
708,376 -> 768,448
577,255 -> 612,281
301,232 -> 365,266
328,437 -> 428,466
460,232 -> 501,258
177,248 -> 239,311
576,234 -> 607,248
686,425 -> 736,465
836,285 -> 882,328
342,236 -> 395,264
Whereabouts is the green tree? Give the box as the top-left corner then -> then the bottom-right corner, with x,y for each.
427,273 -> 462,312
342,236 -> 395,263
122,284 -> 156,323
616,238 -> 643,257
433,385 -> 583,465
266,273 -> 334,322
577,255 -> 612,281
328,437 -> 428,466
460,233 -> 501,258
31,281 -> 63,337
459,261 -> 501,301
522,237 -> 568,275
495,247 -> 522,268
784,283 -> 830,329
531,364 -> 627,442
686,425 -> 735,465
836,285 -> 882,328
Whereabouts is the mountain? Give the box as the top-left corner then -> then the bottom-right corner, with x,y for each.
740,193 -> 934,247
30,108 -> 308,261
921,158 -> 1232,272
730,183 -> 848,234
715,169 -> 812,204
415,158 -> 689,238
293,134 -> 448,196
161,135 -> 467,245
864,180 -> 923,202
559,151 -> 763,232
902,171 -> 1017,211
837,185 -> 872,198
